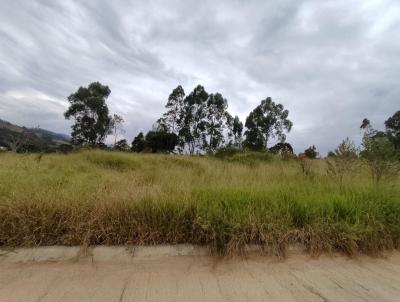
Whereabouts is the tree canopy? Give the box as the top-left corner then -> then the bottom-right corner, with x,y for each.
304,145 -> 318,159
385,111 -> 400,150
269,142 -> 293,154
64,82 -> 112,146
361,122 -> 399,185
131,132 -> 146,152
157,85 -> 235,154
114,139 -> 130,151
243,97 -> 292,151
157,85 -> 186,134
231,115 -> 243,147
145,131 -> 178,153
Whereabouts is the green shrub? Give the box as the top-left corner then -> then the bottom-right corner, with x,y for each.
214,146 -> 241,158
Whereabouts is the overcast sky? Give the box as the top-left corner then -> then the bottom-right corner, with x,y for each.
0,0 -> 399,154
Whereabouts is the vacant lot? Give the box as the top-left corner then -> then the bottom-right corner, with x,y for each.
0,150 -> 399,255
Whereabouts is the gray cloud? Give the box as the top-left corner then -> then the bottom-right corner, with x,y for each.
0,0 -> 399,154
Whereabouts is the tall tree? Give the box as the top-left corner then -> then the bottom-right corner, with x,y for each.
243,97 -> 292,150
242,110 -> 264,150
64,82 -> 112,146
205,93 -> 229,150
232,115 -> 243,147
157,84 -> 237,153
158,85 -> 186,134
145,131 -> 178,153
385,110 -> 400,150
111,114 -> 125,146
360,117 -> 386,139
360,118 -> 371,130
131,132 -> 146,152
179,85 -> 209,154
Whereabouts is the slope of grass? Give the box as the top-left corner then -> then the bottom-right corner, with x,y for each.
0,150 -> 399,256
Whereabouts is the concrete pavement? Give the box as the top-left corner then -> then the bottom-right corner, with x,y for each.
1,246 -> 400,302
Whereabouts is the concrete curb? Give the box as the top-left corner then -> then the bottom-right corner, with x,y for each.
0,244 -> 307,263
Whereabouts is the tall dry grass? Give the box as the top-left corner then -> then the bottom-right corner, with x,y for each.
0,150 -> 399,256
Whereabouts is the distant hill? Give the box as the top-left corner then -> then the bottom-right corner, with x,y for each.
0,118 -> 70,152
28,127 -> 71,144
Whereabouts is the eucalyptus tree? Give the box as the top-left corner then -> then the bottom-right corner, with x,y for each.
205,93 -> 229,150
385,110 -> 400,150
243,97 -> 292,150
179,85 -> 209,154
64,82 -> 112,146
232,115 -> 243,147
157,84 -> 237,153
131,132 -> 145,152
157,85 -> 186,134
111,114 -> 125,146
145,131 -> 179,153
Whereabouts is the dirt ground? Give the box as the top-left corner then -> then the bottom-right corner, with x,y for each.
1,246 -> 400,302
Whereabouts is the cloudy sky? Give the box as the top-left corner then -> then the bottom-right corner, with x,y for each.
0,0 -> 399,154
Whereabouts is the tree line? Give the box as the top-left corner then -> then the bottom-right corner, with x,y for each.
63,82 -> 400,160
64,82 -> 295,154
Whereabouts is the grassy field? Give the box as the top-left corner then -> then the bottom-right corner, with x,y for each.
0,150 -> 399,256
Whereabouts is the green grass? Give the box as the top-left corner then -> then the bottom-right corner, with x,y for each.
0,150 -> 399,256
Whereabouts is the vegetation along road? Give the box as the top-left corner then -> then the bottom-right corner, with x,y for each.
1,151 -> 399,256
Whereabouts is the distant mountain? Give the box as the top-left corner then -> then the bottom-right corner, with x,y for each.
28,127 -> 71,144
0,118 -> 70,151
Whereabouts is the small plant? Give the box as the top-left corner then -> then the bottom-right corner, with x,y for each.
298,154 -> 313,176
35,152 -> 44,164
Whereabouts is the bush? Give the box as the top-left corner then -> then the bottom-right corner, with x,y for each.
114,139 -> 130,152
269,142 -> 294,155
214,146 -> 241,159
213,147 -> 274,165
361,135 -> 399,186
145,131 -> 178,153
326,138 -> 359,187
131,132 -> 145,152
228,150 -> 274,165
304,145 -> 318,159
58,144 -> 74,154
